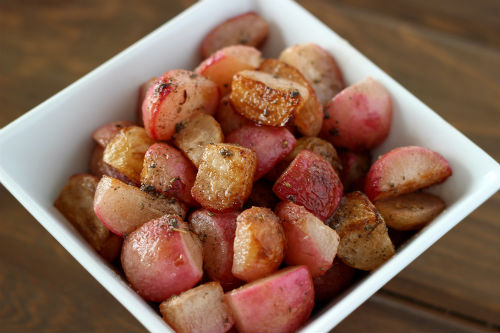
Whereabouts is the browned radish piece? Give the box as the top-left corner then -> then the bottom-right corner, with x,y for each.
321,77 -> 392,151
196,45 -> 261,96
230,70 -> 309,126
93,176 -> 187,236
364,146 -> 452,201
225,266 -> 314,333
232,207 -> 285,282
258,58 -> 323,136
137,77 -> 157,124
173,113 -> 224,168
339,150 -> 371,192
215,95 -> 252,135
374,191 -> 446,230
140,143 -> 196,206
90,145 -> 136,185
275,201 -> 339,277
226,124 -> 296,180
273,150 -> 343,221
160,282 -> 234,333
244,179 -> 279,209
201,12 -> 269,59
329,191 -> 395,271
191,143 -> 257,212
142,69 -> 220,141
54,174 -> 122,262
102,126 -> 154,186
121,215 -> 203,302
267,136 -> 342,182
279,43 -> 344,105
189,210 -> 242,291
313,258 -> 356,303
92,120 -> 136,148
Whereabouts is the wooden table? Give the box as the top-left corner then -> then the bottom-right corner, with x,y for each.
0,0 -> 498,331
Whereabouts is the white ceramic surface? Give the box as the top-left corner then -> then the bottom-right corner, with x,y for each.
0,0 -> 499,332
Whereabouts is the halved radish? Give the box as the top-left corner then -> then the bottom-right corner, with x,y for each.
279,43 -> 344,105
172,113 -> 224,168
191,143 -> 257,212
339,149 -> 371,192
329,191 -> 395,271
232,207 -> 285,282
54,174 -> 122,262
275,201 -> 339,277
321,77 -> 392,151
196,45 -> 261,96
160,282 -> 234,333
121,215 -> 203,302
201,12 -> 269,58
364,146 -> 452,201
93,176 -> 187,236
225,266 -> 314,333
189,209 -> 243,291
92,120 -> 136,148
142,69 -> 219,141
140,143 -> 196,206
226,124 -> 296,180
258,58 -> 323,136
230,70 -> 309,126
273,150 -> 343,221
374,191 -> 446,230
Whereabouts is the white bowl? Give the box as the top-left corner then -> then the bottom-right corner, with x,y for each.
0,0 -> 498,332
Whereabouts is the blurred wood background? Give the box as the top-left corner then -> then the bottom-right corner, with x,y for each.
0,0 -> 498,331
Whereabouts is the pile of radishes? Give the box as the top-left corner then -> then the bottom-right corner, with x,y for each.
54,12 -> 452,333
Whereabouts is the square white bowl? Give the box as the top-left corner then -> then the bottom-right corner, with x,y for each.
0,0 -> 498,332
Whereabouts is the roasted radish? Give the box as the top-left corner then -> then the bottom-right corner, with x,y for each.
275,201 -> 340,277
273,150 -> 343,221
160,282 -> 234,333
321,77 -> 392,151
201,12 -> 269,58
102,126 -> 154,185
230,70 -> 309,126
140,143 -> 196,206
329,191 -> 395,271
280,43 -> 344,105
191,143 -> 257,211
92,121 -> 136,148
225,266 -> 314,333
232,207 -> 286,282
196,45 -> 261,96
258,59 -> 323,136
364,146 -> 452,201
189,209 -> 243,291
374,191 -> 446,230
93,176 -> 187,236
54,174 -> 122,261
226,124 -> 296,180
172,113 -> 224,168
121,215 -> 203,302
142,69 -> 219,141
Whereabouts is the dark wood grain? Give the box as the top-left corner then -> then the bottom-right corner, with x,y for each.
334,293 -> 498,333
336,0 -> 500,50
0,0 -> 498,331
